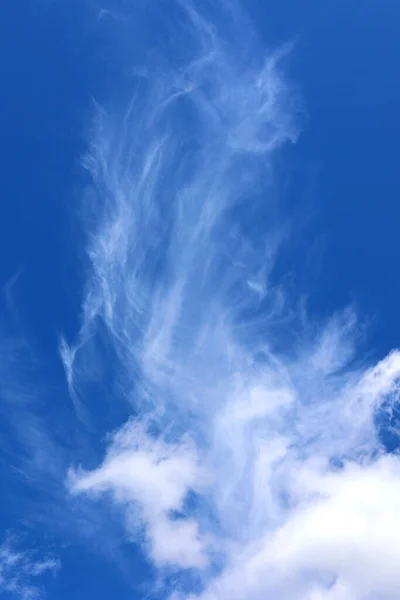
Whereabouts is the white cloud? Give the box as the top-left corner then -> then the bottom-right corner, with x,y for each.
70,424 -> 208,569
63,1 -> 400,599
189,453 -> 400,600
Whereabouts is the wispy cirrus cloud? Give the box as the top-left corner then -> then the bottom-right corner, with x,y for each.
60,1 -> 400,599
0,536 -> 60,600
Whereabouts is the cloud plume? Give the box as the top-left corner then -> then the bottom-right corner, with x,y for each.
62,1 -> 400,598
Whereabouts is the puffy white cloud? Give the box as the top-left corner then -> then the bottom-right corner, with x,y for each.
192,454 -> 400,600
70,425 -> 208,569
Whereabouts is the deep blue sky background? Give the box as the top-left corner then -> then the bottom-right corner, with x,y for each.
0,0 -> 399,597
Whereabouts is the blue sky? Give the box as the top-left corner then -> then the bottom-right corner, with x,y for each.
0,1 -> 400,599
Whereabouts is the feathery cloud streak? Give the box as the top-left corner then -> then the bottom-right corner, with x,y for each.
62,1 -> 400,598
0,536 -> 60,600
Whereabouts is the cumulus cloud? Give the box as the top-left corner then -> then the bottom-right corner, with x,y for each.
63,1 -> 400,599
70,423 -> 207,568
